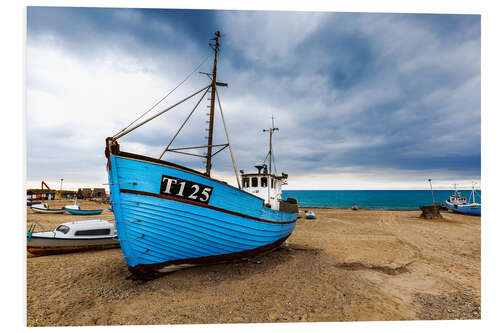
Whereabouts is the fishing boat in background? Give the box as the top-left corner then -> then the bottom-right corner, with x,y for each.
31,203 -> 66,214
444,183 -> 481,216
105,31 -> 298,279
65,207 -> 103,215
27,201 -> 41,206
27,220 -> 119,255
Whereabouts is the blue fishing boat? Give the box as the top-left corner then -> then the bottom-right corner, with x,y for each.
105,31 -> 298,279
444,184 -> 481,216
65,207 -> 103,215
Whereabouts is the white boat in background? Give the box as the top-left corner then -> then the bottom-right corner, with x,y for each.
305,210 -> 316,219
27,219 -> 119,255
31,203 -> 65,214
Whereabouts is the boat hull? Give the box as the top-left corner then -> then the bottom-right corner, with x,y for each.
65,208 -> 103,215
444,201 -> 481,216
31,206 -> 66,214
27,236 -> 120,255
106,149 -> 298,279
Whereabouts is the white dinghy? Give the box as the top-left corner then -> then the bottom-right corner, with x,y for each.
27,219 -> 119,255
30,203 -> 66,214
304,210 -> 316,219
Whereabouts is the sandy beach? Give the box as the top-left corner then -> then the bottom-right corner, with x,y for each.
26,200 -> 480,326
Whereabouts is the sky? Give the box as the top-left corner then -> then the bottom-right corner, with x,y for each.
26,6 -> 481,190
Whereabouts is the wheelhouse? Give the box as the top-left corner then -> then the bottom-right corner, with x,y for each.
240,164 -> 289,210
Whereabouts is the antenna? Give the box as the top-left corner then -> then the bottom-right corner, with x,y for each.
263,115 -> 279,175
263,115 -> 279,205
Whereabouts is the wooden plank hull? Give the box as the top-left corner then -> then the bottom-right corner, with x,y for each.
444,201 -> 481,216
107,151 -> 298,280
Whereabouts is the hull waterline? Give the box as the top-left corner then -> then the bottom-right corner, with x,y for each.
27,236 -> 120,255
65,208 -> 104,215
31,207 -> 66,214
444,201 -> 481,216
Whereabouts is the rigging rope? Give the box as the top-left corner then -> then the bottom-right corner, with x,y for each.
215,86 -> 241,189
113,53 -> 212,138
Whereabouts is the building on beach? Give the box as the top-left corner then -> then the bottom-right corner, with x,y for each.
77,188 -> 93,199
56,190 -> 77,199
92,188 -> 106,198
77,188 -> 108,199
27,189 -> 56,200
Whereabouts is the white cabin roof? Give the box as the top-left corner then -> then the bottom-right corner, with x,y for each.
60,219 -> 113,230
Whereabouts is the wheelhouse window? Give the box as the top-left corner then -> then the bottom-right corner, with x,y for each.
251,177 -> 258,187
74,229 -> 110,236
261,177 -> 268,187
271,178 -> 274,189
56,225 -> 70,234
242,177 -> 249,188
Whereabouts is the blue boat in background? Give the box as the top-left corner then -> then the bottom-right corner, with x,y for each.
105,31 -> 298,279
444,184 -> 481,216
65,207 -> 103,215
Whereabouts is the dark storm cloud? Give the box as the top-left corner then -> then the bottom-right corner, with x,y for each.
27,8 -> 481,186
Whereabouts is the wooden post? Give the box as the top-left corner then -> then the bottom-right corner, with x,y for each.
419,205 -> 443,219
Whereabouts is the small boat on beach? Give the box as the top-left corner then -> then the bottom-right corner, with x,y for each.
27,201 -> 41,206
65,207 -> 103,215
444,184 -> 481,216
31,203 -> 66,214
27,219 -> 119,255
105,31 -> 298,279
304,210 -> 316,219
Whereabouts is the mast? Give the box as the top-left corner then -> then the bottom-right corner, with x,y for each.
263,116 -> 279,175
206,31 -> 221,176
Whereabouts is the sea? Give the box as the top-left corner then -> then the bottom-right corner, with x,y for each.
282,190 -> 481,210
